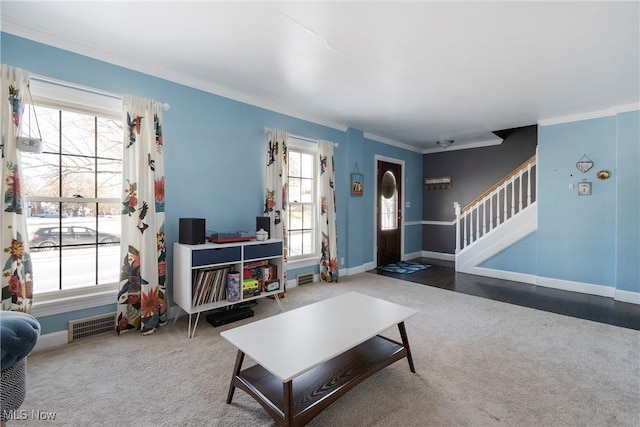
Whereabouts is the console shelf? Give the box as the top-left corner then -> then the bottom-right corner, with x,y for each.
173,239 -> 284,338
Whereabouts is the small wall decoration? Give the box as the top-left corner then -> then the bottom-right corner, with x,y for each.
424,176 -> 452,190
576,154 -> 594,173
578,180 -> 592,196
596,170 -> 611,180
351,163 -> 363,196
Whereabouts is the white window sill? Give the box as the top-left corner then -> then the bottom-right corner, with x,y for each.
287,257 -> 319,270
31,284 -> 119,318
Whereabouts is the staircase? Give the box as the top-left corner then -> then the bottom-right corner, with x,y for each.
455,155 -> 537,275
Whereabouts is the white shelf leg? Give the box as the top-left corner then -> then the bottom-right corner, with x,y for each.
190,312 -> 202,339
173,306 -> 182,324
274,294 -> 284,312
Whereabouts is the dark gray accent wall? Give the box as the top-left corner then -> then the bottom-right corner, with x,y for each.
422,125 -> 537,253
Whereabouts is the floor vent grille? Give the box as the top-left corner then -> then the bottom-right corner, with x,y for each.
68,313 -> 116,342
296,272 -> 314,286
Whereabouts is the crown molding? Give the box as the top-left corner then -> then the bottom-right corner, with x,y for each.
363,132 -> 423,153
2,25 -> 348,132
538,103 -> 640,126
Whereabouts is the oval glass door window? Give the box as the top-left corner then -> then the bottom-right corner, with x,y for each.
381,170 -> 397,230
381,171 -> 396,199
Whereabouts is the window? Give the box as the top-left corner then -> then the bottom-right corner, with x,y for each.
20,80 -> 123,295
287,139 -> 318,260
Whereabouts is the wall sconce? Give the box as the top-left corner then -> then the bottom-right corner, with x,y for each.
436,140 -> 454,149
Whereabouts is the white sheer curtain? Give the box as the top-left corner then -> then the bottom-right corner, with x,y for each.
318,140 -> 338,282
1,65 -> 33,312
117,95 -> 167,335
264,129 -> 288,290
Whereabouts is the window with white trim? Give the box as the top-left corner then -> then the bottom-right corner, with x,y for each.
20,80 -> 123,295
287,138 -> 318,260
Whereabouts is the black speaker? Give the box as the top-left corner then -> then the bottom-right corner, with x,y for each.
256,216 -> 270,237
179,218 -> 205,245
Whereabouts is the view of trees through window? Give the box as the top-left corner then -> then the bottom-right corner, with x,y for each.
21,103 -> 123,293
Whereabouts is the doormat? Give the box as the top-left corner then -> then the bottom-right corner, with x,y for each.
377,261 -> 431,274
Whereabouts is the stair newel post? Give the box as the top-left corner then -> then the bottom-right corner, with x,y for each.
454,202 -> 461,253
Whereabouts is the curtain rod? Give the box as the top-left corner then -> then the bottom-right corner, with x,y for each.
30,74 -> 171,111
264,127 -> 339,147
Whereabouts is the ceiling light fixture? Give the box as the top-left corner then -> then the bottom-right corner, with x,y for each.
436,140 -> 454,149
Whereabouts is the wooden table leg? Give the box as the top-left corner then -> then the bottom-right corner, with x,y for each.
283,380 -> 293,427
398,321 -> 416,373
226,350 -> 245,403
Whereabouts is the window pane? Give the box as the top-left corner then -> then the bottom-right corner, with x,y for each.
381,194 -> 397,231
289,230 -> 303,257
289,178 -> 301,202
22,105 -> 59,153
301,178 -> 313,203
29,248 -> 60,293
98,244 -> 120,284
289,204 -> 303,230
60,246 -> 102,290
61,155 -> 96,198
301,153 -> 314,178
22,152 -> 61,198
289,151 -> 300,177
61,111 -> 95,156
302,204 -> 313,229
97,117 -> 123,160
97,159 -> 121,199
302,230 -> 313,255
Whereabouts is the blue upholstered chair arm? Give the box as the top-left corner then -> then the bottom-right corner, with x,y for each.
0,311 -> 41,371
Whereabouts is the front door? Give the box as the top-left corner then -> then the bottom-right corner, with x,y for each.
377,160 -> 402,266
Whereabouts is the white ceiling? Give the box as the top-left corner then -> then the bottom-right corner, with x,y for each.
2,1 -> 639,152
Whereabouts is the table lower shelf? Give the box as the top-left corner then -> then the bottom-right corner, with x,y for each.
228,333 -> 413,427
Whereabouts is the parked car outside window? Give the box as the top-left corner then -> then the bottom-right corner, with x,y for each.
29,226 -> 120,251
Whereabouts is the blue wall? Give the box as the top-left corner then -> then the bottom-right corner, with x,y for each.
480,232 -> 537,274
1,32 -> 423,333
481,112 -> 639,296
615,111 -> 640,292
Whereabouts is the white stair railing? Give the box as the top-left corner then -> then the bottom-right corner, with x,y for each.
455,155 -> 536,253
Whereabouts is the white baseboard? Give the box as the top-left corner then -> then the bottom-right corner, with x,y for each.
467,266 -> 537,285
403,251 -> 423,261
33,330 -> 67,353
421,251 -> 455,262
537,276 -> 616,299
614,289 -> 640,304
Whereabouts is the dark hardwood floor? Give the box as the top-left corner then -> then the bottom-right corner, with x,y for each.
372,258 -> 640,331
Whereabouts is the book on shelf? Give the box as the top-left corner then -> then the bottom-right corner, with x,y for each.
192,266 -> 230,306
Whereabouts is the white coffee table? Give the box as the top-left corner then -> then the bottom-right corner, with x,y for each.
221,291 -> 417,426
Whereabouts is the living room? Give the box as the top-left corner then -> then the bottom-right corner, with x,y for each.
0,2 -> 638,426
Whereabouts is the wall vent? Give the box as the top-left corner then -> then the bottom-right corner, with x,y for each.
68,313 -> 116,342
296,272 -> 314,286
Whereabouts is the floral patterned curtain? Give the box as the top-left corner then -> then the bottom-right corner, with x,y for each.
318,140 -> 338,282
117,95 -> 167,335
264,129 -> 288,289
1,65 -> 33,313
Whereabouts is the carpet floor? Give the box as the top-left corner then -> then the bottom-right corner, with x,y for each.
19,273 -> 640,426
